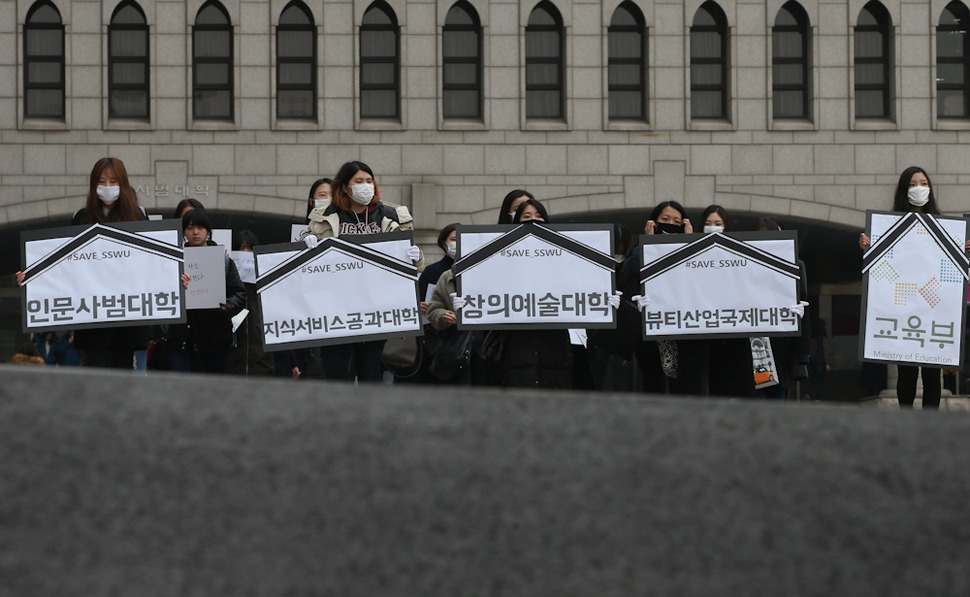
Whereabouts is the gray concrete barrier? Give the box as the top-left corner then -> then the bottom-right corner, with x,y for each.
2,365 -> 969,596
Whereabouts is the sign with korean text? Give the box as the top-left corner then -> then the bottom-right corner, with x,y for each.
254,231 -> 421,352
184,246 -> 227,310
860,211 -> 968,368
454,223 -> 616,330
20,221 -> 185,333
639,231 -> 802,340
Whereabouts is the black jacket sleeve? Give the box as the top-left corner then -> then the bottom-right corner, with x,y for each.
223,255 -> 247,317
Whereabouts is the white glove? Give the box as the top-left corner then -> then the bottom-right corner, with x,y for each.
450,292 -> 467,311
608,291 -> 622,310
631,294 -> 651,312
303,235 -> 319,249
790,300 -> 809,318
406,245 -> 421,262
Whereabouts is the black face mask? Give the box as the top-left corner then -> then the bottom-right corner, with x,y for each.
657,222 -> 685,235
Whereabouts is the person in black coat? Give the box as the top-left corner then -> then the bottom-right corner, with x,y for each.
168,209 -> 247,374
496,199 -> 574,389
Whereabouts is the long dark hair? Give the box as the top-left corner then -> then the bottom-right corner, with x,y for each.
752,216 -> 785,232
512,198 -> 551,223
80,157 -> 144,224
174,198 -> 206,219
331,161 -> 379,212
437,223 -> 457,252
498,189 -> 535,224
700,205 -> 730,231
649,200 -> 686,222
892,166 -> 940,215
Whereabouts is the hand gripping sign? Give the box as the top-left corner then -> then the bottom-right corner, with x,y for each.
254,231 -> 422,352
453,223 -> 617,330
860,210 -> 969,368
638,231 -> 803,340
20,221 -> 186,333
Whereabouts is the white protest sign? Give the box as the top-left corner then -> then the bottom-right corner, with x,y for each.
230,250 -> 256,284
184,245 -> 227,310
454,223 -> 616,329
254,231 -> 421,351
20,221 -> 185,332
860,211 -> 968,368
639,231 -> 802,339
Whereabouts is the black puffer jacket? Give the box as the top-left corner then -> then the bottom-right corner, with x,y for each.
499,329 -> 574,389
169,254 -> 247,353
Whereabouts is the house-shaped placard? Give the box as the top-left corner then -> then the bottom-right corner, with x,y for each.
20,221 -> 185,332
639,231 -> 801,340
454,223 -> 616,329
254,232 -> 421,351
860,210 -> 968,367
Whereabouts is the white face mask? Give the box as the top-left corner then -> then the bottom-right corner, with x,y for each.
908,186 -> 930,207
313,199 -> 329,209
349,183 -> 375,206
704,226 -> 724,234
97,185 -> 120,205
446,241 -> 457,259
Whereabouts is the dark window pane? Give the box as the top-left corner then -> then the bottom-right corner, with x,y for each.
940,6 -> 961,26
609,31 -> 642,59
109,89 -> 148,118
938,90 -> 967,117
361,31 -> 396,57
528,7 -> 557,27
937,31 -> 965,58
855,63 -> 884,85
693,8 -> 717,27
195,30 -> 231,57
691,90 -> 723,118
527,63 -> 560,86
25,89 -> 63,116
855,31 -> 884,58
773,31 -> 803,59
773,64 -> 803,86
443,90 -> 479,118
29,4 -> 61,24
938,63 -> 965,85
444,63 -> 478,85
361,63 -> 395,85
611,6 -> 637,27
361,89 -> 397,117
111,30 -> 147,57
855,89 -> 885,117
113,62 -> 146,85
609,64 -> 642,86
27,62 -> 61,84
443,30 -> 478,58
194,89 -> 231,118
280,5 -> 311,26
691,31 -> 722,59
362,6 -> 393,26
609,90 -> 644,119
26,30 -> 62,56
526,90 -> 561,118
197,4 -> 229,26
691,64 -> 722,86
773,90 -> 804,117
113,4 -> 145,25
196,63 -> 231,85
279,62 -> 312,85
775,6 -> 797,27
277,89 -> 314,117
525,31 -> 560,58
278,30 -> 313,58
445,5 -> 475,27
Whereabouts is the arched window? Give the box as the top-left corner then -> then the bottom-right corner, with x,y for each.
772,2 -> 810,119
193,1 -> 233,120
938,1 -> 970,118
360,1 -> 399,119
442,1 -> 482,119
608,1 -> 648,121
109,1 -> 149,119
23,0 -> 65,119
854,1 -> 892,119
690,2 -> 729,119
277,1 -> 316,120
525,2 -> 564,119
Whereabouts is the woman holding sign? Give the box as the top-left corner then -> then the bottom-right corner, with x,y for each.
860,167 -> 946,409
302,161 -> 421,382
